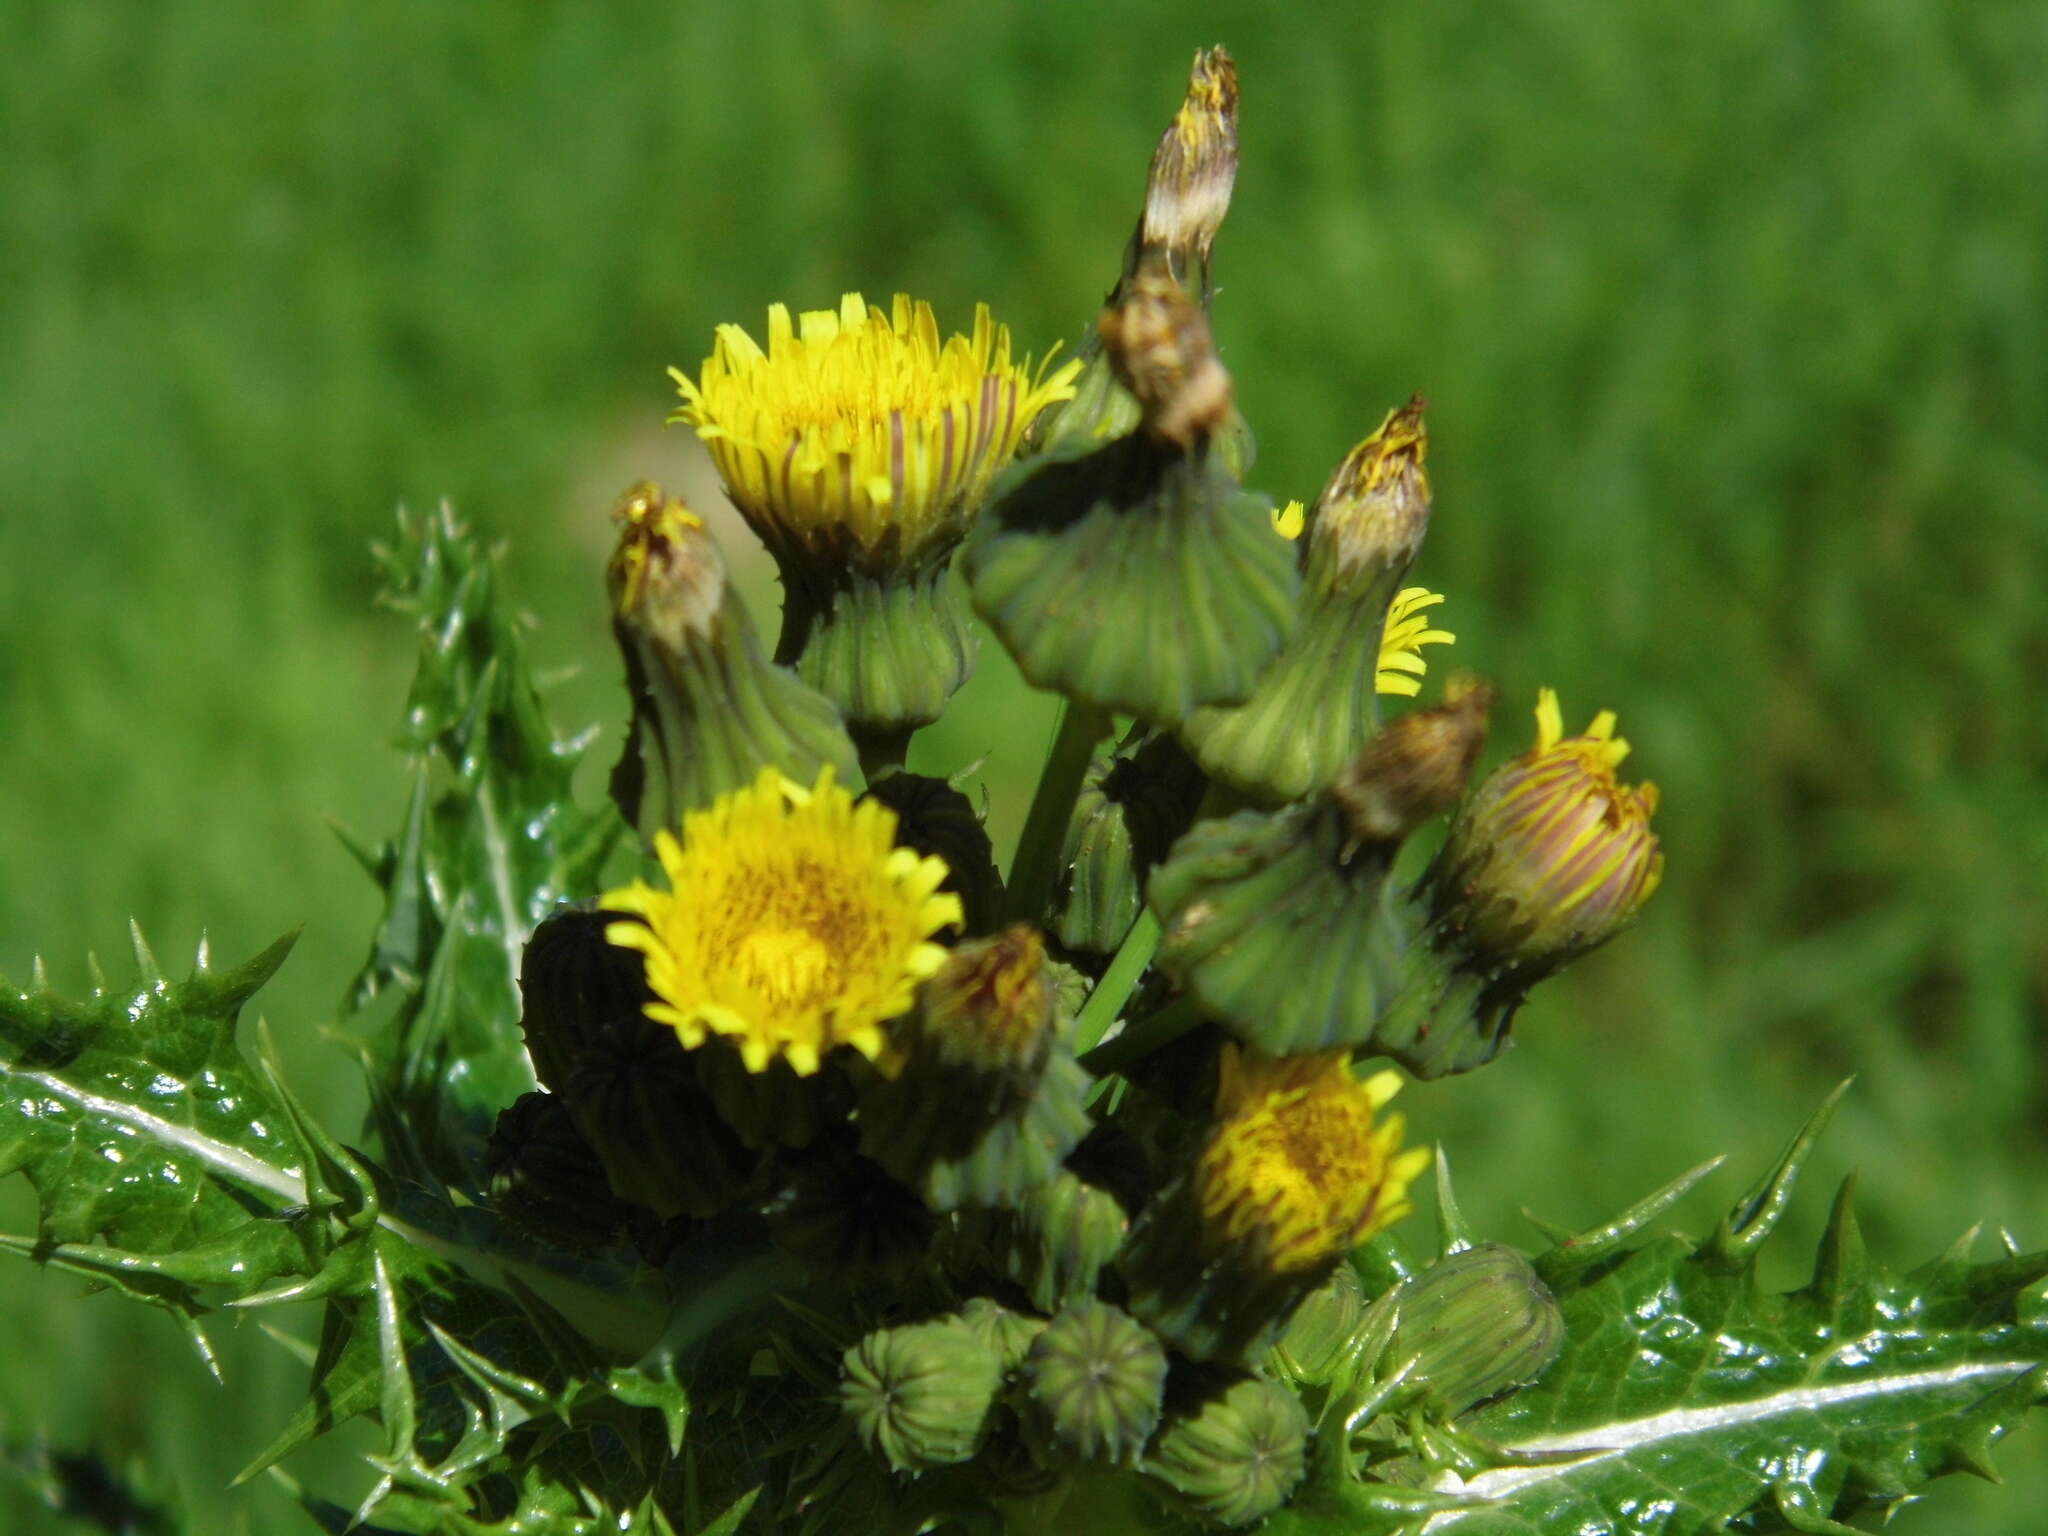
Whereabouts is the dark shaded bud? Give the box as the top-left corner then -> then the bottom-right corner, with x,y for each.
1025,1301 -> 1169,1465
518,906 -> 653,1095
857,926 -> 1092,1211
766,1135 -> 935,1281
605,482 -> 858,838
484,1092 -> 631,1251
1389,1243 -> 1563,1416
1329,676 -> 1495,851
1050,728 -> 1207,953
1145,1372 -> 1310,1526
694,1033 -> 847,1152
1138,47 -> 1240,291
517,908 -> 757,1220
1098,259 -> 1233,450
840,1317 -> 1005,1474
860,770 -> 1004,937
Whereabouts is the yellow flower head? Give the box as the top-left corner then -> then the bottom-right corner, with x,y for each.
1376,587 -> 1455,697
602,766 -> 963,1077
670,294 -> 1080,568
1450,689 -> 1664,962
1196,1047 -> 1430,1277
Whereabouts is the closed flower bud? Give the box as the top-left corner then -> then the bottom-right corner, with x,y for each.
1389,1243 -> 1562,1416
484,1092 -> 631,1251
1146,1374 -> 1310,1527
605,484 -> 858,837
857,926 -> 1094,1211
1271,1261 -> 1370,1386
860,770 -> 1004,937
840,1318 -> 1005,1474
766,1135 -> 934,1280
1138,47 -> 1240,293
959,1296 -> 1046,1375
517,905 -> 654,1096
1025,1301 -> 1169,1465
970,1171 -> 1133,1314
1098,260 -> 1232,451
1430,688 -> 1664,974
1049,728 -> 1206,954
1329,677 -> 1495,851
965,425 -> 1297,727
1180,400 -> 1455,804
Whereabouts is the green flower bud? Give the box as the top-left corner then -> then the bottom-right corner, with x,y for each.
860,770 -> 1004,938
959,1296 -> 1046,1375
1026,1302 -> 1169,1465
982,1172 -> 1133,1314
1146,1374 -> 1309,1527
840,1318 -> 1005,1474
694,1033 -> 846,1152
1180,400 -> 1455,804
1271,1261 -> 1370,1386
1389,1243 -> 1562,1416
965,274 -> 1297,728
605,484 -> 859,838
1049,728 -> 1206,953
857,927 -> 1094,1212
517,908 -> 757,1220
483,1092 -> 630,1251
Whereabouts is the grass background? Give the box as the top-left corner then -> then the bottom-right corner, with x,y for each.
3,1 -> 2045,1529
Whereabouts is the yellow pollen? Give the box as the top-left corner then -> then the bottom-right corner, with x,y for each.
735,927 -> 837,1008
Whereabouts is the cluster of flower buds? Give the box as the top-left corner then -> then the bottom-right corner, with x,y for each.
479,43 -> 1663,1528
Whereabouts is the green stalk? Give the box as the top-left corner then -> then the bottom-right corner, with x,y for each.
1079,994 -> 1203,1078
1004,700 -> 1111,925
1072,907 -> 1162,1054
850,722 -> 915,783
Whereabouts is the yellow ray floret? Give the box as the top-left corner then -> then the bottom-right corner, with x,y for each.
670,293 -> 1080,560
1197,1046 -> 1430,1276
1376,587 -> 1455,697
602,766 -> 963,1077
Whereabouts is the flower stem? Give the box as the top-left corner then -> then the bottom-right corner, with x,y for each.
850,722 -> 915,783
1004,700 -> 1111,925
1072,907 -> 1162,1054
1080,993 -> 1203,1078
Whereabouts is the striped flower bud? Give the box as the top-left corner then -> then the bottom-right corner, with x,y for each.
840,1317 -> 1005,1474
1025,1301 -> 1169,1465
1389,1243 -> 1563,1416
1145,1374 -> 1310,1526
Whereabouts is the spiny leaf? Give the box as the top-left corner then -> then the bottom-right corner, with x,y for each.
1281,1095 -> 2048,1535
0,929 -> 322,1323
348,504 -> 624,1188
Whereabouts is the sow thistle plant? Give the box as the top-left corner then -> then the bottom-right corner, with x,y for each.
5,49 -> 2046,1536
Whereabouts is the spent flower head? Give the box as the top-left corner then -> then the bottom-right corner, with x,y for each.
601,765 -> 961,1076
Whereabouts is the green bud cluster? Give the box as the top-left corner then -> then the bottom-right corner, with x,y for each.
469,41 -> 1664,1534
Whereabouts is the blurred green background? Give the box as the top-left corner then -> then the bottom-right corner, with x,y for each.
3,1 -> 2045,1530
